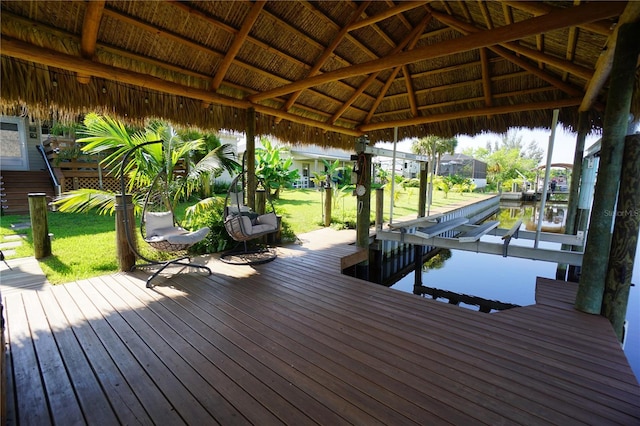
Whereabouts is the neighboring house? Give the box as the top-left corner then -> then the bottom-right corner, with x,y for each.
0,116 -> 56,214
438,153 -> 487,189
232,136 -> 352,188
397,153 -> 487,188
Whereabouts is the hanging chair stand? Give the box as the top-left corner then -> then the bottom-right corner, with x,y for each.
119,141 -> 211,288
221,167 -> 279,265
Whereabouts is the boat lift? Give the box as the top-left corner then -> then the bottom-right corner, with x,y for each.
376,215 -> 584,266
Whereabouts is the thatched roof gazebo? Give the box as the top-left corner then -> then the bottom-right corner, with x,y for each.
2,0 -> 640,332
1,1 -> 638,148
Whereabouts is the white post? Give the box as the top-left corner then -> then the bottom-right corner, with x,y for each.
389,127 -> 398,225
535,109 -> 559,248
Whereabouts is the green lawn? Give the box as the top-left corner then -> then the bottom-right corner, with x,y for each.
1,188 -> 490,284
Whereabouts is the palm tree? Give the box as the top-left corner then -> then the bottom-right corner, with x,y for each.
53,113 -> 238,215
412,135 -> 458,175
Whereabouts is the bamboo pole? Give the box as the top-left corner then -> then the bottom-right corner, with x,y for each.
246,108 -> 256,210
418,161 -> 428,218
576,21 -> 640,314
602,134 -> 640,340
115,194 -> 136,272
28,193 -> 51,259
324,187 -> 332,227
375,188 -> 384,230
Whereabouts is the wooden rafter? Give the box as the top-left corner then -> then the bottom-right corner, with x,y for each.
0,36 -> 362,137
430,10 -> 586,97
364,14 -> 432,124
247,1 -> 623,103
459,1 -> 473,23
210,1 -> 265,92
333,13 -> 431,125
359,98 -> 583,132
1,10 -> 371,124
279,1 -> 370,117
502,3 -> 513,25
374,85 -> 563,119
502,1 -> 614,36
99,5 -> 376,113
402,65 -> 419,117
77,0 -> 105,84
383,0 -> 414,29
347,1 -> 428,31
432,11 -> 594,80
296,1 -> 378,61
536,33 -> 545,70
478,0 -> 493,29
480,47 -> 492,108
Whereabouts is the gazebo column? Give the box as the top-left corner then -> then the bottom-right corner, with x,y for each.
556,110 -> 589,280
575,22 -> 640,314
355,137 -> 372,250
602,133 -> 640,340
246,107 -> 256,210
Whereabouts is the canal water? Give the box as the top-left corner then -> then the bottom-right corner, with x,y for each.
389,203 -> 640,380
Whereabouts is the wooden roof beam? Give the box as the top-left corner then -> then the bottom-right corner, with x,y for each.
383,0 -> 414,30
248,1 -> 623,102
363,14 -> 432,124
359,98 -> 583,132
278,1 -> 370,119
580,1 -> 640,112
479,48 -> 493,108
347,1 -> 428,31
502,1 -> 614,36
332,13 -> 431,125
431,10 -> 594,81
210,1 -> 265,92
77,0 -> 105,84
373,86 -> 562,120
100,6 -> 374,111
403,65 -> 419,117
0,36 -> 362,137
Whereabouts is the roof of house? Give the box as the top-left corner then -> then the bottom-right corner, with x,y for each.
1,1 -> 638,149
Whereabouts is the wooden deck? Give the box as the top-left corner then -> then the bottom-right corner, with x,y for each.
2,228 -> 639,425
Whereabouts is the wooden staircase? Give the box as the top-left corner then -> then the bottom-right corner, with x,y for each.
0,171 -> 55,215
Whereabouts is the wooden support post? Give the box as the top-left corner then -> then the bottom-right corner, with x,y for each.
375,187 -> 384,230
418,161 -> 428,218
28,193 -> 51,259
246,107 -> 256,210
576,22 -> 640,314
602,134 -> 640,340
324,187 -> 332,227
115,194 -> 136,272
356,151 -> 372,249
557,110 -> 589,280
256,189 -> 266,215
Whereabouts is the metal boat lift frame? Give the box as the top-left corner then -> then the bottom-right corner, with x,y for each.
377,216 -> 584,266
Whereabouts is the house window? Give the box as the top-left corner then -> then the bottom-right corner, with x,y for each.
0,116 -> 29,171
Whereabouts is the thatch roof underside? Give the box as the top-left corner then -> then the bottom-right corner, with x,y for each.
1,1 -> 639,148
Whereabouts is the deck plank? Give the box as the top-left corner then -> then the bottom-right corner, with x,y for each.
4,293 -> 52,426
48,284 -> 154,425
241,256 -> 636,423
2,228 -> 639,425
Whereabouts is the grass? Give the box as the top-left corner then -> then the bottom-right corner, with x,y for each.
1,188 -> 490,284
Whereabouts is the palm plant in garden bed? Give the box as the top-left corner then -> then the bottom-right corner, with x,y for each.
52,113 -> 239,254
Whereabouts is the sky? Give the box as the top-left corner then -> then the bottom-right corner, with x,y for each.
376,125 -> 603,165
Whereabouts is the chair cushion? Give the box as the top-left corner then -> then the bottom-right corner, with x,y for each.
256,212 -> 278,229
164,227 -> 210,245
145,211 -> 174,236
